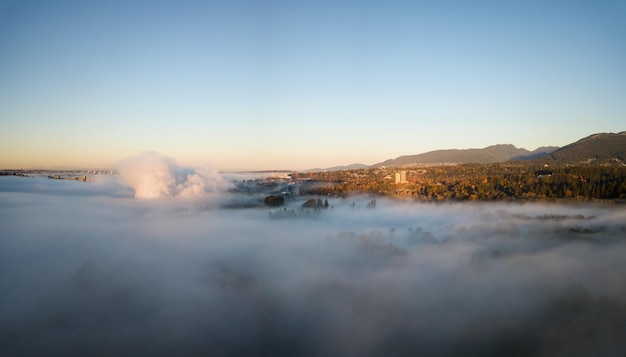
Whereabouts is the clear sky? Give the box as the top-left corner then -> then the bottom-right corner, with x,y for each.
1,0 -> 625,170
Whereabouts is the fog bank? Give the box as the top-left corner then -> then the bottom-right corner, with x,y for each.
1,176 -> 625,356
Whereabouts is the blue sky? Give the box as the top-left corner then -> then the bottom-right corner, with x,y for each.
1,0 -> 625,170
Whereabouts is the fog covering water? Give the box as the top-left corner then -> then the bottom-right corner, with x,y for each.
1,175 -> 626,356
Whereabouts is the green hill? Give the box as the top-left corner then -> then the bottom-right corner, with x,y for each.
547,132 -> 626,165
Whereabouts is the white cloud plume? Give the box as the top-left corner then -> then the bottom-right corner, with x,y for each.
117,151 -> 230,199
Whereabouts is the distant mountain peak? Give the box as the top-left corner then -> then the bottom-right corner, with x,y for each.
373,144 -> 533,167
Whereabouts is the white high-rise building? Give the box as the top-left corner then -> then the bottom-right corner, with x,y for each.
395,170 -> 407,184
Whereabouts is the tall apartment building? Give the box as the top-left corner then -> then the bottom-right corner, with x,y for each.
395,170 -> 407,184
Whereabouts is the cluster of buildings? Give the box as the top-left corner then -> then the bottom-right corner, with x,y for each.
48,175 -> 93,182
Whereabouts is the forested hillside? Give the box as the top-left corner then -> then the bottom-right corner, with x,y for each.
296,163 -> 626,201
547,132 -> 626,165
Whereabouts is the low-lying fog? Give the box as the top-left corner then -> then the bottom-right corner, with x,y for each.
1,173 -> 625,356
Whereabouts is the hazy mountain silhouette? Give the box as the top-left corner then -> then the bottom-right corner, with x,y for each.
373,144 -> 536,167
510,146 -> 560,161
307,164 -> 369,172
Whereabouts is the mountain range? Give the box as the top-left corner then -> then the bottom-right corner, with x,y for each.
373,144 -> 559,167
312,131 -> 626,171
